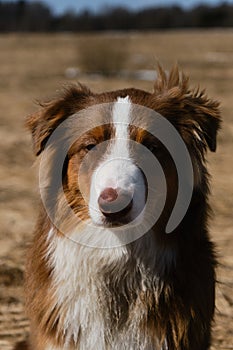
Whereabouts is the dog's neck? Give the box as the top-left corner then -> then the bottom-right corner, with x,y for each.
44,226 -> 178,349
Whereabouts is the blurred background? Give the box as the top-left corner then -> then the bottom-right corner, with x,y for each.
0,0 -> 232,349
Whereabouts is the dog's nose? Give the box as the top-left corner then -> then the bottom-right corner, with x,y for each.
99,187 -> 118,203
98,187 -> 133,219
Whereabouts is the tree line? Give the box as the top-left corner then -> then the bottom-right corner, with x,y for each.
0,0 -> 233,32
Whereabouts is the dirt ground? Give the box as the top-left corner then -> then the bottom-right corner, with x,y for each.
0,31 -> 232,349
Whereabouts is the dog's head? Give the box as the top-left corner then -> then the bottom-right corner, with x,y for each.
27,66 -> 221,241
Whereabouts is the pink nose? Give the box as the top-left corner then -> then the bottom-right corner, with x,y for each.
99,187 -> 118,203
98,187 -> 133,220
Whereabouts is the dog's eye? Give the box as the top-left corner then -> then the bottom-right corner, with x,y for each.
85,143 -> 96,151
148,144 -> 159,153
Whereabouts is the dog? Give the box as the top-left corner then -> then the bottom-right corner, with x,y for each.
22,66 -> 220,350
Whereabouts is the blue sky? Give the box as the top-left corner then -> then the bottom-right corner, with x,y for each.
3,0 -> 233,14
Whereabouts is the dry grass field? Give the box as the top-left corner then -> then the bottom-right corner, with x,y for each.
0,31 -> 232,349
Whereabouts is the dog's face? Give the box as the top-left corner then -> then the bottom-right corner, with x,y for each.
27,67 -> 221,238
65,97 -> 177,229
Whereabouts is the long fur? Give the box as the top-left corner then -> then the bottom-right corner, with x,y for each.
17,66 -> 221,350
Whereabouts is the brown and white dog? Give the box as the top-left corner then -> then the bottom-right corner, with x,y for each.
23,67 -> 221,350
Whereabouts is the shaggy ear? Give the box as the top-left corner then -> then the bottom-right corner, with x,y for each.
153,65 -> 221,152
186,89 -> 221,152
26,85 -> 92,156
26,106 -> 55,156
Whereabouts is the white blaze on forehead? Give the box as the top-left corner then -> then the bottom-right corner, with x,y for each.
112,96 -> 131,156
94,95 -> 132,189
89,95 -> 146,225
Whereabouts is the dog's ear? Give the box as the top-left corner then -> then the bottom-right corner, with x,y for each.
184,89 -> 221,152
26,85 -> 92,156
154,65 -> 221,152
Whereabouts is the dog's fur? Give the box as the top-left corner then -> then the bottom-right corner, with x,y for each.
21,66 -> 220,350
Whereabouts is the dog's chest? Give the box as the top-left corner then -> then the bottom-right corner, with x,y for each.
47,234 -> 165,349
49,283 -> 164,350
53,268 -> 161,349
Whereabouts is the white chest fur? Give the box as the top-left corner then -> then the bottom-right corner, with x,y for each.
46,229 -> 165,350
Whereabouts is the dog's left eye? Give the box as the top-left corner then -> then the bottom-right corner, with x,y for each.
85,143 -> 96,151
148,144 -> 159,153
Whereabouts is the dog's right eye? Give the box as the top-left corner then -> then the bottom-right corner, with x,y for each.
85,143 -> 96,151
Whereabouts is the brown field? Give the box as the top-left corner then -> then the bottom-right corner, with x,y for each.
0,31 -> 232,349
